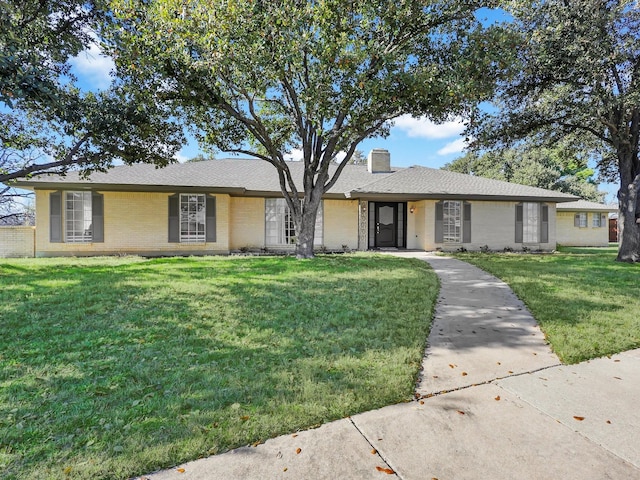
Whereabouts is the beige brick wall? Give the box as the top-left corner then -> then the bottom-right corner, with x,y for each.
411,200 -> 557,251
406,201 -> 426,249
230,196 -> 265,250
35,190 -> 230,256
557,211 -> 609,246
324,199 -> 358,250
0,226 -> 35,258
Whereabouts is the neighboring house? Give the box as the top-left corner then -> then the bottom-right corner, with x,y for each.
14,149 -> 578,257
556,200 -> 617,247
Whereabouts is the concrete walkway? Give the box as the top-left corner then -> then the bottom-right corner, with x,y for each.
140,253 -> 640,480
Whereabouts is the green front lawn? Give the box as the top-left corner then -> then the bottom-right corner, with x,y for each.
0,254 -> 437,480
455,246 -> 640,364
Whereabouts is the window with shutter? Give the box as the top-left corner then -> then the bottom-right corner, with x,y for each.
65,191 -> 93,243
169,194 -> 216,243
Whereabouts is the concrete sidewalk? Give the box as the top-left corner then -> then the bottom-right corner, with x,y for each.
140,254 -> 640,480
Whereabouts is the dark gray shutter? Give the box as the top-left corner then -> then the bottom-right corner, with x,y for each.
206,195 -> 216,242
515,204 -> 523,243
92,192 -> 104,242
463,202 -> 471,243
574,213 -> 580,227
50,191 -> 63,243
540,204 -> 549,243
435,202 -> 444,243
168,194 -> 180,243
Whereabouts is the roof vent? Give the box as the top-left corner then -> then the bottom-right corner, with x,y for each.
367,149 -> 391,173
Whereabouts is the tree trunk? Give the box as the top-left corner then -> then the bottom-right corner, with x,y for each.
616,151 -> 640,262
294,193 -> 322,259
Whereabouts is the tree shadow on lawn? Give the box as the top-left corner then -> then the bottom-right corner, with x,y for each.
0,256 -> 435,479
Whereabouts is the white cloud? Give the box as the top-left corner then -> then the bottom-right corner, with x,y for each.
393,115 -> 466,139
174,151 -> 190,163
333,151 -> 347,163
283,149 -> 348,163
437,138 -> 468,156
70,41 -> 114,90
283,148 -> 304,161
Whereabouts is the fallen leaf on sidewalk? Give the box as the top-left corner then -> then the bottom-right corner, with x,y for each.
177,468 -> 185,473
449,364 -> 456,369
371,449 -> 377,455
573,416 -> 585,421
295,448 -> 302,454
495,396 -> 501,401
606,420 -> 612,424
376,466 -> 395,474
456,410 -> 465,415
461,372 -> 468,376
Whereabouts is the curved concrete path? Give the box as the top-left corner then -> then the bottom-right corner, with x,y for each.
139,253 -> 640,480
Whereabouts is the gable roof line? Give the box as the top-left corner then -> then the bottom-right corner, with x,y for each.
13,158 -> 580,202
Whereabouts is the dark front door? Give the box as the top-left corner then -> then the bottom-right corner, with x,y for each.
375,203 -> 397,247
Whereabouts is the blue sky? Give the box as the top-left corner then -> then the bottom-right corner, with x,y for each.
69,33 -> 618,204
71,41 -> 472,169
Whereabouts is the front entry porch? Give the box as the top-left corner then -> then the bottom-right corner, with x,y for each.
367,201 -> 407,249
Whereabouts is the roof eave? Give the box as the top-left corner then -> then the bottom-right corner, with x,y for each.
349,192 -> 579,203
25,182 -> 247,195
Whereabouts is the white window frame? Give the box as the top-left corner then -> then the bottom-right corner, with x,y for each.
592,213 -> 603,228
65,191 -> 92,243
575,212 -> 588,228
265,198 -> 323,247
442,200 -> 461,243
523,202 -> 540,243
180,194 -> 206,243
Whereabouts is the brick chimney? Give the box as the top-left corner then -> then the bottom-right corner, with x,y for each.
367,149 -> 391,173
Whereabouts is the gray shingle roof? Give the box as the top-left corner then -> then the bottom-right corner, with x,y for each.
15,159 -> 396,197
556,200 -> 617,211
349,166 -> 578,202
15,158 -> 578,202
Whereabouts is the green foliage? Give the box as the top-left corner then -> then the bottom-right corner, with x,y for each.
106,0 -> 506,257
470,0 -> 640,261
444,144 -> 605,202
0,254 -> 437,479
455,247 -> 640,363
0,0 -> 184,185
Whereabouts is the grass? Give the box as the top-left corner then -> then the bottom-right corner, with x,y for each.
0,254 -> 437,480
454,246 -> 640,364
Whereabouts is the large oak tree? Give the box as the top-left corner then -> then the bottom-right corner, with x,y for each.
107,0 -> 503,258
0,0 -> 184,185
470,0 -> 640,262
444,145 -> 605,202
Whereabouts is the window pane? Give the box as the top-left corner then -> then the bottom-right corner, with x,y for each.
180,194 -> 206,242
65,191 -> 92,243
523,202 -> 540,242
265,198 -> 323,247
442,200 -> 461,243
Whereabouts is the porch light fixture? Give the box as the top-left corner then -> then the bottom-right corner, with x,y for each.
410,206 -> 416,214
